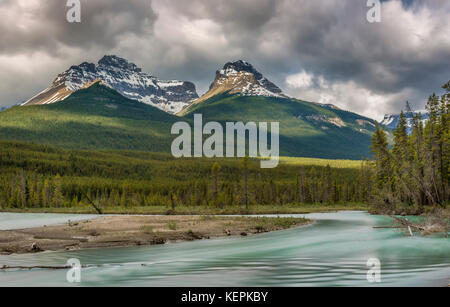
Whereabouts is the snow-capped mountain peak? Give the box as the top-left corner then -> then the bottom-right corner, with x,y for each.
188,60 -> 286,107
215,60 -> 284,96
381,104 -> 429,132
22,55 -> 199,114
98,55 -> 142,72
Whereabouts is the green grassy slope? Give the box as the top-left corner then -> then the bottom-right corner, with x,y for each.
183,94 -> 377,159
0,83 -> 179,152
0,86 -> 377,159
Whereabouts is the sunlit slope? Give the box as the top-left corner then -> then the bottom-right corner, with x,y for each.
0,83 -> 178,151
0,84 -> 377,159
183,94 -> 377,159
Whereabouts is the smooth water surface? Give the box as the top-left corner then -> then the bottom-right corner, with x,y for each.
0,211 -> 448,287
0,213 -> 99,230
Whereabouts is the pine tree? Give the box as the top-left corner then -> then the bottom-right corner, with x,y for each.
321,165 -> 332,203
370,124 -> 397,210
425,93 -> 443,205
211,162 -> 222,203
392,111 -> 412,202
370,80 -> 450,212
409,113 -> 426,210
42,179 -> 51,207
241,156 -> 249,210
52,174 -> 64,208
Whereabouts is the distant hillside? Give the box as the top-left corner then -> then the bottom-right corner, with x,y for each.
0,82 -> 178,152
184,93 -> 377,159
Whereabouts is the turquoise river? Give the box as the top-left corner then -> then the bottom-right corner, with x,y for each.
0,211 -> 448,287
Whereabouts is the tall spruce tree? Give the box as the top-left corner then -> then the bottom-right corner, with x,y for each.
370,80 -> 450,212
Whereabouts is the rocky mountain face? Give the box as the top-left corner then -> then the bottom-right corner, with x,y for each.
2,59 -> 381,159
22,55 -> 199,114
180,60 -> 348,115
191,60 -> 286,105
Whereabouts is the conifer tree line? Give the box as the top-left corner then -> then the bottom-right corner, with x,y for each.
0,81 -> 447,212
0,162 -> 373,210
0,144 -> 371,210
371,81 -> 449,213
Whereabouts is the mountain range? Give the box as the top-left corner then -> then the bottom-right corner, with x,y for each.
381,102 -> 429,133
181,60 -> 286,112
0,56 -> 380,159
22,55 -> 198,114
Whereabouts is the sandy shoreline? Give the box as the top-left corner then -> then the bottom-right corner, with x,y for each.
0,215 -> 311,255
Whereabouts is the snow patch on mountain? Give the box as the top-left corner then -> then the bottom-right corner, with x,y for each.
22,55 -> 199,114
180,60 -> 287,114
215,60 -> 285,98
381,110 -> 429,132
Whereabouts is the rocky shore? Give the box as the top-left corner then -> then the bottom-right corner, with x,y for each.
0,215 -> 311,255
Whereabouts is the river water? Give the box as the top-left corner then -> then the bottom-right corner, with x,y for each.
0,211 -> 448,287
0,213 -> 99,230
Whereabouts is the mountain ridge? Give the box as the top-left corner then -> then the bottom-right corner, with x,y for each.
179,60 -> 288,115
0,81 -> 379,159
0,58 -> 383,159
22,55 -> 199,114
381,102 -> 429,132
182,91 -> 378,159
0,82 -> 179,151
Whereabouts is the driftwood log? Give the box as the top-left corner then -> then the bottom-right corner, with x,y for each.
83,193 -> 103,215
373,226 -> 404,229
373,216 -> 425,237
390,216 -> 425,231
0,265 -> 72,270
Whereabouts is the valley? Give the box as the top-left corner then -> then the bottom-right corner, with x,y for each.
0,57 -> 447,218
0,140 -> 370,215
1,0 -> 449,290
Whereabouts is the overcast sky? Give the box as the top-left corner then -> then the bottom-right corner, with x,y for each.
0,0 -> 449,120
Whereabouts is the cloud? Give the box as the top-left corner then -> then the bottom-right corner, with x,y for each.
0,0 -> 155,54
286,71 -> 314,89
284,71 -> 420,119
275,0 -> 450,119
0,0 -> 449,120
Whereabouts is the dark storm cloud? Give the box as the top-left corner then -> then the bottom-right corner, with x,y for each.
0,0 -> 155,55
0,0 -> 449,119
